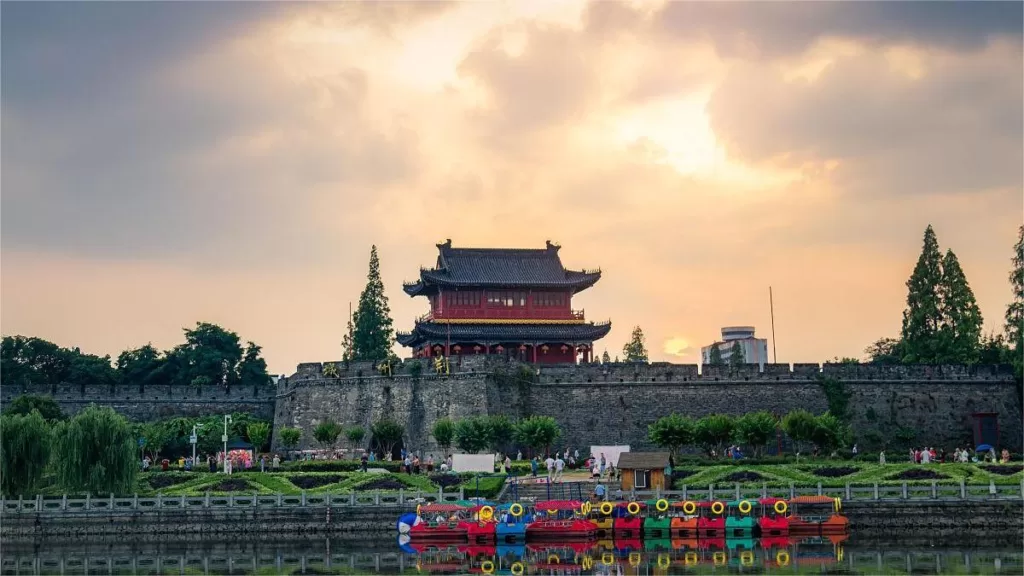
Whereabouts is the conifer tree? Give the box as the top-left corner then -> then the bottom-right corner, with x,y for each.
622,326 -> 649,363
901,225 -> 944,363
1006,226 -> 1024,372
352,245 -> 394,362
729,341 -> 746,367
601,350 -> 610,364
708,344 -> 725,366
937,249 -> 983,363
341,308 -> 356,363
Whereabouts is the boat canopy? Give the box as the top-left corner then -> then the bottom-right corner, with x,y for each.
789,496 -> 837,504
418,503 -> 468,513
534,500 -> 585,510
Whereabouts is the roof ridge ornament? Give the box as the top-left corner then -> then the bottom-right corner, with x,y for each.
545,240 -> 561,252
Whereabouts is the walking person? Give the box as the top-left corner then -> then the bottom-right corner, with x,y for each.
530,456 -> 538,478
544,454 -> 555,482
554,454 -> 565,483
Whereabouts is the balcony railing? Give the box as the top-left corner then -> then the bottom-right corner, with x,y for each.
419,308 -> 588,322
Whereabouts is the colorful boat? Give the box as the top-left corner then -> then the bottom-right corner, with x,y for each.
526,500 -> 597,540
612,501 -> 644,538
724,500 -> 757,537
697,501 -> 727,537
409,503 -> 471,541
589,501 -> 615,538
787,496 -> 849,535
494,503 -> 530,543
642,499 -> 672,538
757,498 -> 790,536
670,500 -> 700,538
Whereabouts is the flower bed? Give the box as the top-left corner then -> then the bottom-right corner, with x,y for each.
980,465 -> 1024,476
209,479 -> 253,492
147,475 -> 193,490
354,478 -> 407,491
808,467 -> 860,478
889,469 -> 949,481
288,474 -> 344,489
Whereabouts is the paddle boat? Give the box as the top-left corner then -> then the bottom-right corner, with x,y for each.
757,498 -> 790,536
697,501 -> 727,537
724,500 -> 757,537
408,503 -> 471,541
464,505 -> 498,544
642,498 -> 672,538
494,502 -> 531,543
525,500 -> 597,540
612,501 -> 644,538
670,500 -> 700,538
786,496 -> 849,535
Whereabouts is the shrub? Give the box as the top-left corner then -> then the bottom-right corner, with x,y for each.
287,475 -> 344,489
889,469 -> 949,481
429,474 -> 463,489
279,427 -> 302,449
671,470 -> 698,482
147,475 -> 193,490
809,467 -> 859,478
355,478 -> 406,491
209,479 -> 252,492
723,471 -> 764,483
980,465 -> 1023,476
284,460 -> 402,473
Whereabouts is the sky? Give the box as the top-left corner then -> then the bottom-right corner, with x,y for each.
2,1 -> 1022,375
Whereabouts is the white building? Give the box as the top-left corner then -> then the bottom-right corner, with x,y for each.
701,326 -> 769,365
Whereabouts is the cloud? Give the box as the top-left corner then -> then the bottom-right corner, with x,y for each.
663,337 -> 693,358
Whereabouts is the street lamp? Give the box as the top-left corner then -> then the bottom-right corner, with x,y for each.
190,423 -> 204,468
223,415 -> 232,474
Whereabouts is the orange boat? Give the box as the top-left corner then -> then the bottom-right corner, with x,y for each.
787,496 -> 849,535
669,500 -> 700,538
757,497 -> 790,536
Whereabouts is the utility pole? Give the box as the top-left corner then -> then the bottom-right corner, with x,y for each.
222,415 -> 232,474
190,424 -> 203,466
769,287 -> 778,363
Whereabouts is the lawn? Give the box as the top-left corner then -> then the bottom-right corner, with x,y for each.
668,461 -> 1024,488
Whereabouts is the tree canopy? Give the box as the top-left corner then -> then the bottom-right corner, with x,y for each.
370,419 -> 404,459
622,326 -> 649,363
728,342 -> 746,367
351,245 -> 395,362
708,344 -> 724,366
431,418 -> 455,455
1006,225 -> 1024,378
2,394 -> 65,422
648,414 -> 695,456
0,410 -> 52,496
52,405 -> 137,495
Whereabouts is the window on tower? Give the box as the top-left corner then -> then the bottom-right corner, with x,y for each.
486,291 -> 527,307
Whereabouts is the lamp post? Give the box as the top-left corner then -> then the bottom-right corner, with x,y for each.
190,424 -> 203,468
222,415 -> 232,474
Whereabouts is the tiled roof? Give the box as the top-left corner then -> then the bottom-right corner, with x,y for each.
396,321 -> 612,347
403,240 -> 601,295
616,452 -> 671,470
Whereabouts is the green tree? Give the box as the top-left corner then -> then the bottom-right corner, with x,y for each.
978,333 -> 1013,364
937,249 -> 984,363
1006,225 -> 1024,376
864,337 -> 904,365
352,245 -> 395,362
513,416 -> 561,457
432,418 -> 455,455
0,411 -> 52,496
341,310 -> 356,364
346,426 -> 366,450
171,322 -> 244,387
454,417 -> 493,454
1,336 -> 70,388
694,414 -> 735,455
708,344 -> 724,366
487,415 -> 516,454
728,341 -> 745,367
781,409 -> 818,454
52,405 -> 137,495
140,421 -> 174,460
735,411 -> 778,457
370,419 -> 404,459
247,422 -> 271,452
601,350 -> 611,363
116,344 -> 168,387
279,427 -> 302,449
647,414 -> 695,456
811,412 -> 850,454
2,394 -> 65,421
66,350 -> 118,388
238,342 -> 271,388
622,326 -> 649,363
313,420 -> 343,449
900,225 -> 945,363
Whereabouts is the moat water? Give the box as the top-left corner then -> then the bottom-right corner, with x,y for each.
3,534 -> 1022,575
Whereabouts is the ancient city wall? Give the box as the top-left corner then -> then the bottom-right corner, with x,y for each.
0,383 -> 276,421
273,359 -> 1022,454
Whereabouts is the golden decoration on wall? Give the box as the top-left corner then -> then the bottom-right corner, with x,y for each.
323,364 -> 340,378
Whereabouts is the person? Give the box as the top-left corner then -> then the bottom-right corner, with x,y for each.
989,447 -> 997,463
554,455 -> 565,483
921,448 -> 931,464
594,482 -> 606,501
530,456 -> 538,478
599,454 -> 606,478
879,450 -> 886,465
427,455 -> 435,473
142,457 -> 151,472
260,455 -> 266,473
208,455 -> 216,473
545,454 -> 555,481
852,444 -> 858,456
504,455 -> 511,473
360,453 -> 369,472
499,458 -> 506,475
517,450 -> 522,461
273,454 -> 280,470
574,449 -> 579,461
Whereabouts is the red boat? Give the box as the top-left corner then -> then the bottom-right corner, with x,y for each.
460,505 -> 497,544
697,501 -> 726,536
612,501 -> 644,538
410,503 -> 471,541
757,497 -> 790,536
526,500 -> 597,540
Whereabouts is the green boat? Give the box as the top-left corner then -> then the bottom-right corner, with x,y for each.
644,538 -> 673,552
643,500 -> 671,537
724,500 -> 756,537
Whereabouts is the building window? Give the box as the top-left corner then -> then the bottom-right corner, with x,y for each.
451,291 -> 480,306
634,470 -> 648,489
534,292 -> 565,307
486,291 -> 526,307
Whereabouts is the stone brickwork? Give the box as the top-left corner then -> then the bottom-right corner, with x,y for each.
0,383 -> 276,422
273,358 -> 1022,455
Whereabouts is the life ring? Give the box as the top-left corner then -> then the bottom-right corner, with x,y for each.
740,551 -> 754,566
774,500 -> 788,515
602,553 -> 614,566
713,551 -> 726,565
547,509 -> 558,515
682,500 -> 697,515
628,552 -> 641,567
837,546 -> 844,562
481,560 -> 494,574
834,497 -> 842,512
738,500 -> 752,514
777,551 -> 790,566
684,552 -> 698,566
511,562 -> 524,575
655,498 -> 669,512
582,556 -> 593,570
627,501 -> 641,515
480,506 -> 494,521
657,553 -> 670,569
600,502 -> 614,515
581,501 -> 592,515
509,503 -> 524,517
548,554 -> 560,564
711,501 -> 725,515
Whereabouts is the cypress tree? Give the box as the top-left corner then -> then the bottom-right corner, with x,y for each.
352,245 -> 394,362
901,225 -> 944,363
1006,226 -> 1024,371
708,344 -> 724,366
729,341 -> 746,367
622,326 -> 649,363
341,311 -> 356,363
937,249 -> 983,363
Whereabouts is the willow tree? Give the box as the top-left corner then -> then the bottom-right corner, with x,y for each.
52,405 -> 137,495
0,411 -> 52,496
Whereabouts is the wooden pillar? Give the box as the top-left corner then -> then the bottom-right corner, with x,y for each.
532,343 -> 538,364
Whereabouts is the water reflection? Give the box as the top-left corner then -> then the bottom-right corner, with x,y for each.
3,535 -> 1022,575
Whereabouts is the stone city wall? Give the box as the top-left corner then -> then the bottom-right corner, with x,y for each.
0,383 -> 276,422
274,359 -> 1022,454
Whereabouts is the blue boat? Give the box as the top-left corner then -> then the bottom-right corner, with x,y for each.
494,502 -> 531,542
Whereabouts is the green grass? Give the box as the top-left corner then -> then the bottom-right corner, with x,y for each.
670,462 -> 1022,488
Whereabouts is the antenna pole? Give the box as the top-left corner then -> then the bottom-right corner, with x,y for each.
769,287 -> 778,363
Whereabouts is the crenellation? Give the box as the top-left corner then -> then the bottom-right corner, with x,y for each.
791,363 -> 822,377
763,363 -> 793,378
